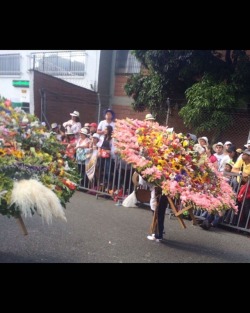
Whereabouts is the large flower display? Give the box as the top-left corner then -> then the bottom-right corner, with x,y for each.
0,98 -> 80,224
113,118 -> 237,214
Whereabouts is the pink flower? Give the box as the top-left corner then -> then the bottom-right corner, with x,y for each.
113,118 -> 237,214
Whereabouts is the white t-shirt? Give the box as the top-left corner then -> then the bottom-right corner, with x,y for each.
214,153 -> 227,172
63,119 -> 81,135
97,120 -> 115,138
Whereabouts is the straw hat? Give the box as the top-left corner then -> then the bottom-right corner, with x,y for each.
145,113 -> 155,121
225,160 -> 234,168
80,128 -> 89,136
244,140 -> 250,148
92,133 -> 100,140
198,136 -> 208,145
51,123 -> 58,129
243,149 -> 250,156
70,110 -> 80,117
212,142 -> 224,152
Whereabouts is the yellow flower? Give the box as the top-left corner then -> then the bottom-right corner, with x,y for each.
157,165 -> 163,171
157,159 -> 165,166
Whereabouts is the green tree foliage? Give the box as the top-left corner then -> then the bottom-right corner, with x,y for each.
179,75 -> 236,138
125,50 -> 250,132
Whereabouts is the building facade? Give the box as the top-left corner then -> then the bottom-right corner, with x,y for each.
0,50 -> 100,113
97,50 -> 149,121
1,50 -> 249,146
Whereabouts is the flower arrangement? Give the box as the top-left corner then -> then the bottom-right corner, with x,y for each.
0,97 -> 80,223
113,118 -> 237,215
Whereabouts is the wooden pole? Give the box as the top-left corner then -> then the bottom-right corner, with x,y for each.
149,190 -> 197,234
148,189 -> 163,235
149,205 -> 158,235
167,197 -> 197,227
167,196 -> 187,229
16,215 -> 28,235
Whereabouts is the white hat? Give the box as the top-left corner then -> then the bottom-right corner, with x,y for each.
145,113 -> 155,121
244,140 -> 250,148
212,141 -> 224,152
193,143 -> 206,154
198,137 -> 208,145
84,123 -> 90,128
167,127 -> 174,133
225,160 -> 235,168
51,123 -> 58,129
80,128 -> 89,136
70,110 -> 80,117
92,133 -> 100,140
224,141 -> 232,146
243,149 -> 250,156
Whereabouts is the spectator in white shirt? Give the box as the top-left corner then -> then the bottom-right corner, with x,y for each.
213,142 -> 227,171
62,110 -> 81,138
97,108 -> 115,140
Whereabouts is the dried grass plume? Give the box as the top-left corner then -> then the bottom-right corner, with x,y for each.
10,179 -> 67,224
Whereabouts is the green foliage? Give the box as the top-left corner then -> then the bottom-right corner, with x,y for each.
0,173 -> 20,217
179,75 -> 236,136
125,73 -> 167,118
125,50 -> 250,130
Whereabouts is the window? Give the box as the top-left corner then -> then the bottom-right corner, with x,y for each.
11,102 -> 30,113
30,51 -> 86,76
0,54 -> 20,76
21,102 -> 30,113
115,50 -> 141,74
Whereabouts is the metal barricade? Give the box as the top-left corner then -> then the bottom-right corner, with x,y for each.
221,173 -> 250,232
78,157 -> 134,202
78,156 -> 250,233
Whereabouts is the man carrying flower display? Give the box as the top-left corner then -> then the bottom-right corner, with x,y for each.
143,114 -> 158,215
147,188 -> 168,242
112,117 -> 238,240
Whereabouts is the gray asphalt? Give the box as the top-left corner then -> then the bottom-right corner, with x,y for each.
0,190 -> 250,263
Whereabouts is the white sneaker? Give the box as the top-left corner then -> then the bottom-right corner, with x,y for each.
147,235 -> 156,240
155,238 -> 163,243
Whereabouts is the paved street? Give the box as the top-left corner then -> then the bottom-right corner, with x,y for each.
0,190 -> 250,263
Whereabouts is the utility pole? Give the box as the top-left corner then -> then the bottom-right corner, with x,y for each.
166,97 -> 170,126
97,92 -> 101,123
39,88 -> 44,122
